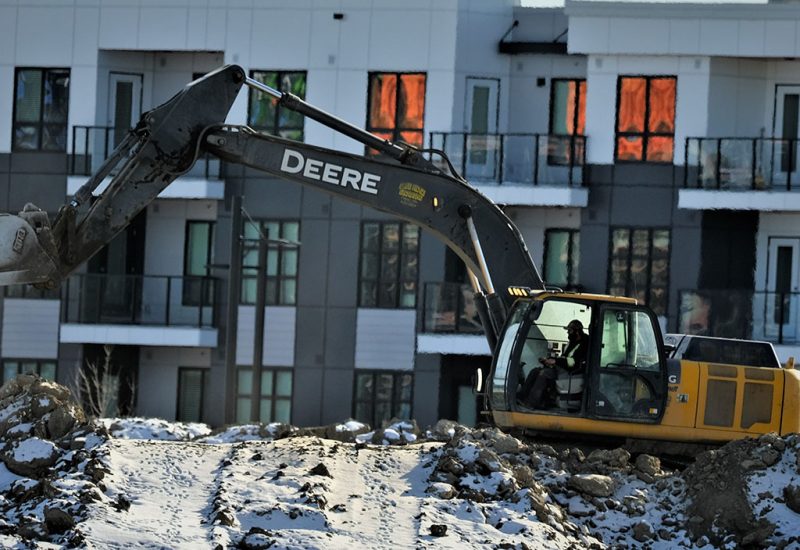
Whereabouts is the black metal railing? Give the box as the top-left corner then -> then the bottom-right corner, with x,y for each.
61,274 -> 217,328
429,132 -> 585,186
421,282 -> 483,334
679,289 -> 800,344
3,285 -> 60,300
70,126 -> 221,179
684,137 -> 800,190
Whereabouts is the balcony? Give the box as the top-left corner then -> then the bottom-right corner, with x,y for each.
428,132 -> 588,207
681,137 -> 800,211
679,289 -> 800,348
68,126 -> 224,200
417,282 -> 490,356
60,274 -> 218,347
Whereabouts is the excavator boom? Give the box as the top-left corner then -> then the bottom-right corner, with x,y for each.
0,64 -> 543,342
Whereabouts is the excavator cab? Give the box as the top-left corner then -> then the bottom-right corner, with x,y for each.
487,292 -> 669,430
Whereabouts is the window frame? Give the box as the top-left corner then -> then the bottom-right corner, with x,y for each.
543,228 -> 580,290
2,359 -> 57,384
176,367 -> 207,423
607,227 -> 671,316
352,370 -> 414,428
366,71 -> 427,153
247,70 -> 307,141
235,367 -> 293,424
614,75 -> 677,164
183,220 -> 215,307
12,67 -> 71,152
357,221 -> 420,309
240,219 -> 300,306
549,78 -> 586,137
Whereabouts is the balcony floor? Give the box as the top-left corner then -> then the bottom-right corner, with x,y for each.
416,333 -> 491,356
679,189 -> 800,211
475,184 -> 588,207
60,323 -> 218,347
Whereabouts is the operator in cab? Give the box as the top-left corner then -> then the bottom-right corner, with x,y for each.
519,319 -> 588,409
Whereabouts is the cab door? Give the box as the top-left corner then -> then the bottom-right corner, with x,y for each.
588,305 -> 667,422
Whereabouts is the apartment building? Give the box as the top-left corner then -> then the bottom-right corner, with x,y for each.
1,0 -> 796,429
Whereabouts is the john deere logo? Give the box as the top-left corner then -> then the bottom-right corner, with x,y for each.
398,183 -> 426,206
12,228 -> 26,254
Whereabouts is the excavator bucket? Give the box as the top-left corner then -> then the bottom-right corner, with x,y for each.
0,208 -> 59,287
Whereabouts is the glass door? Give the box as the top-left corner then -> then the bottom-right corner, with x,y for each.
773,86 -> 800,187
109,72 -> 142,148
465,77 -> 499,180
765,237 -> 800,341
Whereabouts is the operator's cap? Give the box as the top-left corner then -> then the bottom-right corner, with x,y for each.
565,319 -> 584,331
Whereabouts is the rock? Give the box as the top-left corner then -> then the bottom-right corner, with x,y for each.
569,474 -> 616,498
511,464 -> 535,489
309,463 -> 332,477
437,455 -> 464,476
430,524 -> 448,537
491,433 -> 522,455
48,405 -> 81,440
31,378 -> 72,403
428,419 -> 460,440
214,510 -> 236,526
3,437 -> 60,477
44,506 -> 75,533
30,395 -> 58,418
0,374 -> 37,400
635,454 -> 661,477
742,526 -> 774,546
477,449 -> 502,473
783,485 -> 800,514
761,448 -> 782,467
586,448 -> 630,468
632,521 -> 654,542
426,482 -> 457,499
240,526 -> 274,549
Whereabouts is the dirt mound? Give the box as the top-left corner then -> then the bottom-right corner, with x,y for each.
0,375 -> 109,545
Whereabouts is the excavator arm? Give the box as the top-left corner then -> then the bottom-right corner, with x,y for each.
0,64 -> 543,345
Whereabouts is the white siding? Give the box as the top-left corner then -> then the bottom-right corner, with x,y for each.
137,347 -> 212,420
506,206 -> 582,272
2,299 -> 60,359
355,309 -> 415,371
236,306 -> 296,367
585,54 -> 709,165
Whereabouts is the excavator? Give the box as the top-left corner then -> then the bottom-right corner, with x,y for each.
0,65 -> 797,445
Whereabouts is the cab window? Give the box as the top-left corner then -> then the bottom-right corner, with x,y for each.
596,308 -> 663,420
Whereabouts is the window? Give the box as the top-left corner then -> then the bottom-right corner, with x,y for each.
608,228 -> 670,315
353,371 -> 413,428
183,221 -> 214,306
248,71 -> 306,141
176,368 -> 206,422
543,229 -> 580,289
13,68 -> 70,152
3,360 -> 56,384
615,76 -> 676,163
359,221 -> 419,308
235,368 -> 292,424
241,220 -> 299,305
550,79 -> 586,136
367,72 -> 426,151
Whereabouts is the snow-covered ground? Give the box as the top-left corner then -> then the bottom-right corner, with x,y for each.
1,378 -> 800,549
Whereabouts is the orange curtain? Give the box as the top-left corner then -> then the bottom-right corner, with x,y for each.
369,74 -> 397,129
618,78 -> 646,133
577,81 -> 587,134
648,78 -> 676,134
399,74 -> 425,129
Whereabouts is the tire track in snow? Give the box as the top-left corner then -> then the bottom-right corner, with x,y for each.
81,439 -> 232,549
326,444 -> 428,548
